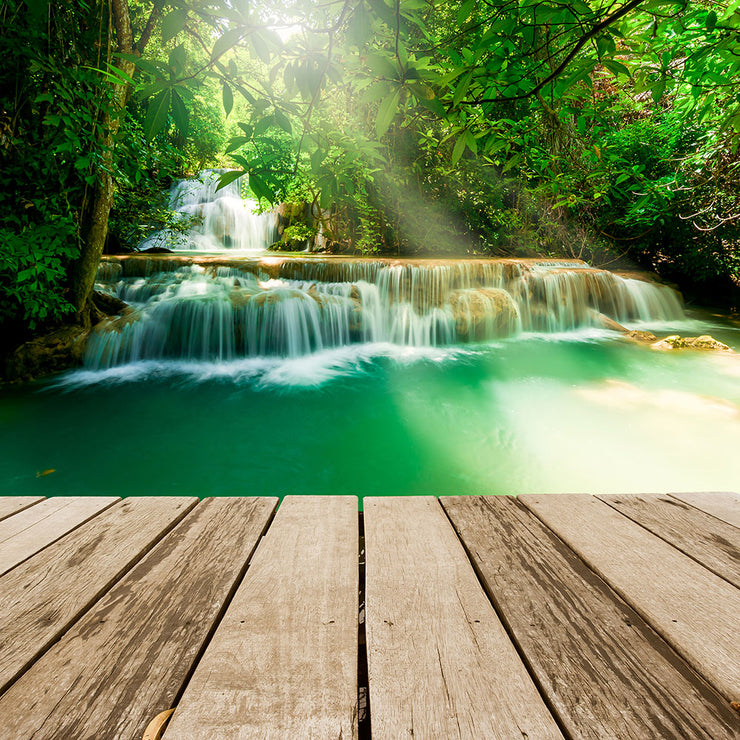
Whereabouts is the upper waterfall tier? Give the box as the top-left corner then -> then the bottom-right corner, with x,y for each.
138,169 -> 277,253
88,256 -> 685,368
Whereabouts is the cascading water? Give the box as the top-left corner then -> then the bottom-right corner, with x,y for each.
88,256 -> 685,369
138,169 -> 277,252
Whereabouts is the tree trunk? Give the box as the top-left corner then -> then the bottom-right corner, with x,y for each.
68,0 -> 135,317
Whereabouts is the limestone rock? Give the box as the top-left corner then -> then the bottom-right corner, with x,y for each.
5,325 -> 90,381
687,335 -> 732,351
93,307 -> 141,333
91,290 -> 128,316
651,334 -> 732,352
448,288 -> 520,340
589,310 -> 628,333
625,330 -> 658,344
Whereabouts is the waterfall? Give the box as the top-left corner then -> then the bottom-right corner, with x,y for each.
138,170 -> 277,253
88,257 -> 685,368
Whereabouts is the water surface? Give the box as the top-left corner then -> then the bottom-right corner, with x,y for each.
3,321 -> 738,498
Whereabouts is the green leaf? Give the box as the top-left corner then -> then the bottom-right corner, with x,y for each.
222,83 -> 234,117
319,185 -> 333,210
211,27 -> 246,62
452,70 -> 473,106
171,89 -> 188,134
706,10 -> 717,30
235,85 -> 257,106
602,59 -> 630,78
162,9 -> 187,43
502,152 -> 522,173
136,81 -> 168,102
365,53 -> 397,79
349,0 -> 372,46
595,34 -> 616,57
360,81 -> 390,104
274,110 -> 292,134
367,0 -> 396,26
24,0 -> 48,23
144,88 -> 171,141
457,0 -> 475,25
651,78 -> 666,103
254,115 -> 275,136
311,148 -> 325,173
418,95 -> 445,116
376,89 -> 400,137
248,173 -> 273,202
225,136 -> 250,154
168,45 -> 187,74
451,132 -> 467,164
250,31 -> 272,64
217,170 -> 244,191
117,54 -> 164,78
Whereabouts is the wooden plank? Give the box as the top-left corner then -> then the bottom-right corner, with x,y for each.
442,495 -> 739,739
520,494 -> 740,702
0,496 -> 44,522
363,496 -> 563,740
599,494 -> 740,588
669,492 -> 740,529
0,496 -> 120,576
0,496 -> 196,693
164,495 -> 359,740
0,497 -> 277,740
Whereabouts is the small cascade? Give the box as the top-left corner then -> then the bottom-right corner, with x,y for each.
138,169 -> 277,252
89,256 -> 686,368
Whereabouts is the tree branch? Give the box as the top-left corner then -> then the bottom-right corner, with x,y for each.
464,0 -> 648,105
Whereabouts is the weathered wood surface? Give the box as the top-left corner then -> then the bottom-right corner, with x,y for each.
600,494 -> 740,588
442,495 -> 739,739
0,496 -> 196,694
669,491 -> 740,529
520,493 -> 740,702
0,496 -> 119,577
0,497 -> 277,740
0,496 -> 43,521
364,496 -> 563,740
165,495 -> 359,740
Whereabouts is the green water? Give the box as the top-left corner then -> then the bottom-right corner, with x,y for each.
2,321 -> 739,498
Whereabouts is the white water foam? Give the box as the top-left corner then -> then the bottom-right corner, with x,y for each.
55,343 -> 482,390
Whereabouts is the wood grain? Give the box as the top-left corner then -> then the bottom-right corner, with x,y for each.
520,493 -> 740,703
164,495 -> 359,740
364,496 -> 563,740
669,491 -> 740,529
0,496 -> 196,693
600,494 -> 740,588
0,497 -> 277,740
0,497 -> 44,522
0,496 -> 119,576
442,495 -> 739,739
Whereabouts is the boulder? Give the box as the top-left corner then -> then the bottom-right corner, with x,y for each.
624,330 -> 658,344
5,325 -> 89,381
136,246 -> 173,254
448,288 -> 520,339
651,334 -> 732,352
92,307 -> 141,333
91,290 -> 128,316
268,239 -> 308,252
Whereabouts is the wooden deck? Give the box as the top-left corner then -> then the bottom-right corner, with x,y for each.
0,493 -> 738,739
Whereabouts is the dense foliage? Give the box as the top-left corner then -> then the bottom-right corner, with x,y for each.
128,0 -> 740,297
1,0 -> 739,345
